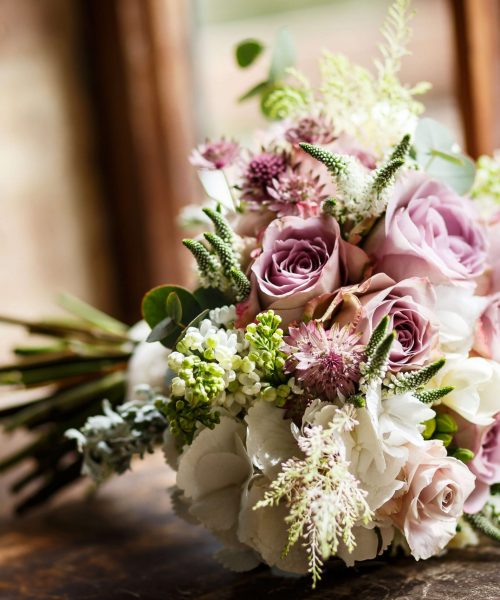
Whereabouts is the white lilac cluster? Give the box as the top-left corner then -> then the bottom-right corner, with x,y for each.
70,0 -> 500,589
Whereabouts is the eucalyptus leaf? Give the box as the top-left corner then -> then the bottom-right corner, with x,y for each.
235,39 -> 264,68
238,80 -> 270,103
146,316 -> 180,345
414,117 -> 476,194
166,292 -> 183,325
142,285 -> 200,330
269,29 -> 294,82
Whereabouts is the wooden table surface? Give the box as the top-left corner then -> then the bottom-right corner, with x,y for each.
0,453 -> 499,600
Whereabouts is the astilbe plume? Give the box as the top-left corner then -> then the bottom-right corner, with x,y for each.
283,321 -> 365,400
255,405 -> 372,587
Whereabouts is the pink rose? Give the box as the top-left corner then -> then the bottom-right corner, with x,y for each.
390,440 -> 475,560
453,412 -> 500,513
305,273 -> 438,371
474,292 -> 500,361
237,215 -> 368,327
365,172 -> 488,286
486,211 -> 500,293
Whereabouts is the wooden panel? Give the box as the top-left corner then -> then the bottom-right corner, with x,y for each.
450,0 -> 499,158
79,0 -> 199,322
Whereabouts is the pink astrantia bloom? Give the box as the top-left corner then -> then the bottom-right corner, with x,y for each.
265,165 -> 327,218
241,151 -> 288,203
283,321 -> 365,400
189,138 -> 239,170
284,114 -> 336,146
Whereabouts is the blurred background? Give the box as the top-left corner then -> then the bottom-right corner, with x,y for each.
0,0 -> 499,353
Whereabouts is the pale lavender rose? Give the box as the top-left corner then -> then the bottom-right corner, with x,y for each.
237,215 -> 368,327
189,138 -> 239,170
365,172 -> 488,286
486,211 -> 500,293
453,412 -> 500,513
474,292 -> 500,361
390,440 -> 475,560
305,273 -> 438,371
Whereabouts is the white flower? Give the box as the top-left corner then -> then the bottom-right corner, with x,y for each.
342,383 -> 434,511
126,328 -> 170,401
237,475 -> 308,575
435,285 -> 487,358
245,401 -> 298,479
432,356 -> 500,425
209,305 -> 237,327
336,522 -> 394,567
176,417 -> 252,535
368,385 -> 435,449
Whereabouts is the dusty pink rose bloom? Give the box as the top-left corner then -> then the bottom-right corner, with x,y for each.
390,440 -> 475,560
453,411 -> 500,513
237,215 -> 368,327
474,292 -> 500,361
365,172 -> 488,286
486,211 -> 500,293
304,273 -> 438,371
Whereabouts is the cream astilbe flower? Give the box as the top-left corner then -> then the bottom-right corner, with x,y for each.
283,320 -> 365,400
254,405 -> 372,587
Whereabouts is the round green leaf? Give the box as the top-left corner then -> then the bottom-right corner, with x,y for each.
142,285 -> 200,329
166,292 -> 183,325
235,39 -> 264,68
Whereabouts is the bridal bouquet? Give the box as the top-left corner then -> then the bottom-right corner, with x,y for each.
2,0 -> 499,587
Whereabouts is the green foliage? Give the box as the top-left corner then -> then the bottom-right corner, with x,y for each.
269,29 -> 295,81
472,155 -> 500,203
235,39 -> 264,68
413,118 -> 476,194
386,358 -> 446,393
193,287 -> 230,311
361,317 -> 395,387
142,285 -> 202,348
67,391 -> 168,484
299,143 -> 348,178
182,239 -> 219,275
166,292 -> 183,325
237,29 -> 298,119
0,301 -> 132,513
414,386 -> 454,405
451,448 -> 475,463
230,268 -> 251,302
465,503 -> 500,543
202,207 -> 234,244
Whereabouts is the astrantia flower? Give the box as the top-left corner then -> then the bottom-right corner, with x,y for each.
283,321 -> 365,400
241,151 -> 287,203
189,138 -> 239,170
284,114 -> 335,146
265,165 -> 327,218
